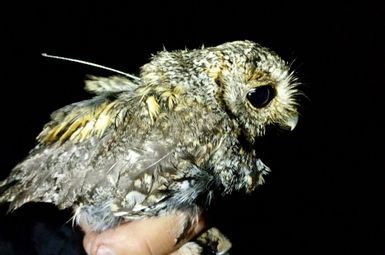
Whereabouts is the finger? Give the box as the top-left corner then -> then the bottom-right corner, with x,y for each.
83,232 -> 97,255
83,212 -> 205,255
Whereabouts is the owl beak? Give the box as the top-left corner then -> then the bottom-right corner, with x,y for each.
286,114 -> 298,131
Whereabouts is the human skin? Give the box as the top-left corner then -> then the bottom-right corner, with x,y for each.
83,212 -> 205,255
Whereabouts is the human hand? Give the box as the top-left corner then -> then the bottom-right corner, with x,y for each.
83,212 -> 205,255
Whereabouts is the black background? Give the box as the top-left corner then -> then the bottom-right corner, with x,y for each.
1,1 -> 384,254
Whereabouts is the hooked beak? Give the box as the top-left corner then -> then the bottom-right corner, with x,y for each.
286,114 -> 299,131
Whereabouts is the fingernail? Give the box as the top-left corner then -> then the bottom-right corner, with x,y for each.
96,246 -> 115,255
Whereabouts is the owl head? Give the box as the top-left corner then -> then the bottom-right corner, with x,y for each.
141,40 -> 299,143
211,41 -> 300,142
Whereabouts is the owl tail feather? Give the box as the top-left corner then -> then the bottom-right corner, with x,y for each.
0,179 -> 34,213
0,179 -> 17,209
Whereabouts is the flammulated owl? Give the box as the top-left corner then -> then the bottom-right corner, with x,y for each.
0,41 -> 299,254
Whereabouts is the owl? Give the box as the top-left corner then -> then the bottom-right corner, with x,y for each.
0,41 -> 299,254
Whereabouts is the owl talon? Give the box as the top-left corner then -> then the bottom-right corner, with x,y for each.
195,227 -> 232,255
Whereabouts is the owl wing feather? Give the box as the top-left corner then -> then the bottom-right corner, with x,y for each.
0,77 -> 178,213
84,75 -> 140,95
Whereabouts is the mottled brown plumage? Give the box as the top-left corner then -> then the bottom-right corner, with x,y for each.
0,41 -> 299,254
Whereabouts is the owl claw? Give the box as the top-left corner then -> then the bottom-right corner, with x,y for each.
195,227 -> 232,255
256,158 -> 270,173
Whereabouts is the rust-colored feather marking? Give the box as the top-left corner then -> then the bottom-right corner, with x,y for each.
39,101 -> 117,144
146,96 -> 160,122
158,85 -> 184,110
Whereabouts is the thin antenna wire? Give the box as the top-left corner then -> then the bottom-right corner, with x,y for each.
41,53 -> 140,81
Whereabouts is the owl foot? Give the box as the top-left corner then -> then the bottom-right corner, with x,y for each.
197,227 -> 232,255
172,227 -> 231,255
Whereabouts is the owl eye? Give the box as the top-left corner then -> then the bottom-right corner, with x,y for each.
246,85 -> 275,108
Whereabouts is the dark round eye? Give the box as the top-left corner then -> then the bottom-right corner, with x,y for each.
246,85 -> 275,108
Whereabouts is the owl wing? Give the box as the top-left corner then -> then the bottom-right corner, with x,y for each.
0,77 -> 177,211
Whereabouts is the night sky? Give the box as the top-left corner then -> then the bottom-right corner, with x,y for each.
1,1 -> 384,254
